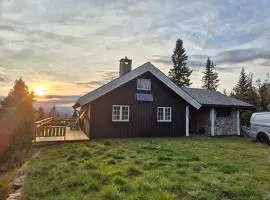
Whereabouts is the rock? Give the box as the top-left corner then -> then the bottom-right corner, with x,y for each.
7,188 -> 22,200
13,176 -> 25,190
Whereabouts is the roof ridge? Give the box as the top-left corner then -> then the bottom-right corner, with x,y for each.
74,62 -> 201,109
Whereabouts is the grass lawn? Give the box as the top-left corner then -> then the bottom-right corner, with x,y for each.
23,137 -> 270,200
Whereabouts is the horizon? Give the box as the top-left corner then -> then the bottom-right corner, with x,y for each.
0,1 -> 270,98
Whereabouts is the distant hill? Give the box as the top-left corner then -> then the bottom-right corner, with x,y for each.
34,95 -> 80,117
0,95 -> 80,117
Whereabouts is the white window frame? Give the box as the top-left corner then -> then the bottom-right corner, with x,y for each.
157,107 -> 172,122
112,105 -> 130,122
137,79 -> 151,91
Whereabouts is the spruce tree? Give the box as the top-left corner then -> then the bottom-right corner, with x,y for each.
37,107 -> 45,120
201,57 -> 219,90
231,68 -> 249,102
169,39 -> 192,86
257,74 -> 270,110
246,73 -> 259,106
0,78 -> 34,169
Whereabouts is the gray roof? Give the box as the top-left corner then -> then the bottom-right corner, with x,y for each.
183,88 -> 255,109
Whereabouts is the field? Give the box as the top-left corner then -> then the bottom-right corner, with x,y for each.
23,137 -> 270,200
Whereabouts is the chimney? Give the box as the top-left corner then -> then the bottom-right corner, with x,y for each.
119,56 -> 132,77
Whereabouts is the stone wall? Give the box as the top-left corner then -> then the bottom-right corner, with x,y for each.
215,108 -> 238,136
196,107 -> 238,136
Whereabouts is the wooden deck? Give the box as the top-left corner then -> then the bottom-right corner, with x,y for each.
34,129 -> 89,143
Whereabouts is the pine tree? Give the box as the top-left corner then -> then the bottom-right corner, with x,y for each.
201,57 -> 219,90
49,106 -> 58,118
257,73 -> 270,110
223,89 -> 228,96
72,109 -> 78,117
246,73 -> 259,106
0,78 -> 34,169
37,107 -> 45,120
231,68 -> 249,102
169,39 -> 192,87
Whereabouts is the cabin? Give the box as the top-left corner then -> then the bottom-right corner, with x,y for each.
73,57 -> 254,138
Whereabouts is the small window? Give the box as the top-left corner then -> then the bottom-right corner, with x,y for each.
157,107 -> 172,122
112,105 -> 130,122
137,79 -> 151,91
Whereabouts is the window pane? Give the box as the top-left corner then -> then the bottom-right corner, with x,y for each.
157,107 -> 171,122
112,106 -> 121,121
157,107 -> 164,121
113,105 -> 129,121
137,79 -> 151,91
121,106 -> 129,120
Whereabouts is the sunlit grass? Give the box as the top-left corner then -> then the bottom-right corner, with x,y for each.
0,170 -> 17,199
23,137 -> 270,200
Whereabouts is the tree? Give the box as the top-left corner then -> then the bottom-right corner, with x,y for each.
37,107 -> 45,120
0,78 -> 34,170
246,73 -> 259,106
223,89 -> 228,96
169,39 -> 192,87
201,57 -> 219,90
231,68 -> 249,102
72,109 -> 78,117
48,106 -> 57,118
256,73 -> 270,110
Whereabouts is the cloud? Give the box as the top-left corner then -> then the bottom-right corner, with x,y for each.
0,77 -> 5,82
72,70 -> 118,89
0,24 -> 15,31
73,81 -> 103,88
151,47 -> 270,73
0,0 -> 270,95
214,48 -> 270,64
98,70 -> 118,82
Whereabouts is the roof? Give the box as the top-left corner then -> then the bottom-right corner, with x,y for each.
74,62 -> 201,109
182,87 -> 255,109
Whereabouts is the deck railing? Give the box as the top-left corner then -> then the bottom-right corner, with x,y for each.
35,126 -> 66,138
34,117 -> 68,141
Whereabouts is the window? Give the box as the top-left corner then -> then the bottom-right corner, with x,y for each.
137,79 -> 151,91
112,105 -> 130,122
157,107 -> 172,122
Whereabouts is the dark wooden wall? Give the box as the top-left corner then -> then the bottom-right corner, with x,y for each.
88,72 -> 193,138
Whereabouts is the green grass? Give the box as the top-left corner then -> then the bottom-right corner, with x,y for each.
23,137 -> 270,200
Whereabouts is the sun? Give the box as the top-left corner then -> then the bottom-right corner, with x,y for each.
34,86 -> 46,96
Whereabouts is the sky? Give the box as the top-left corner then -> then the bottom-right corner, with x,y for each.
0,0 -> 270,101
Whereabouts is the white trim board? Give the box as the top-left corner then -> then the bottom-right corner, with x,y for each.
75,62 -> 201,109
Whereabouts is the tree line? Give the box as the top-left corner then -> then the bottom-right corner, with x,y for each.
168,38 -> 270,111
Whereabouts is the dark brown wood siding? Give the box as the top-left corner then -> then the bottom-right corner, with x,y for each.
88,72 -> 193,138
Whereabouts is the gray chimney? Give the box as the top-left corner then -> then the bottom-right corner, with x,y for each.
119,56 -> 132,76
